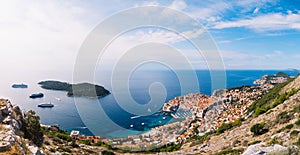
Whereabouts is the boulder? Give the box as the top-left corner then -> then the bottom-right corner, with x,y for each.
0,106 -> 9,117
2,116 -> 12,125
0,141 -> 11,152
28,145 -> 45,155
243,143 -> 298,155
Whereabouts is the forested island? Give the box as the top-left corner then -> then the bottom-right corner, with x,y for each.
38,81 -> 110,98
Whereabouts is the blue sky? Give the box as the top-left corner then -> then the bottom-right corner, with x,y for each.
0,0 -> 300,74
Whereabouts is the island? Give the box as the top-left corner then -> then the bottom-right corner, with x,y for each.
38,80 -> 110,98
12,83 -> 28,88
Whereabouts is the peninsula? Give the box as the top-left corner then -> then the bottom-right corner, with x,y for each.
38,80 -> 110,98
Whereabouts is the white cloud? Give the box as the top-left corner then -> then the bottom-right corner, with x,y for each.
253,7 -> 259,14
214,12 -> 300,31
219,50 -> 300,69
218,40 -> 231,44
0,1 -> 90,72
169,0 -> 187,11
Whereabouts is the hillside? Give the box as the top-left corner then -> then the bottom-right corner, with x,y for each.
169,75 -> 300,155
0,99 -> 116,155
1,76 -> 300,155
0,99 -> 42,154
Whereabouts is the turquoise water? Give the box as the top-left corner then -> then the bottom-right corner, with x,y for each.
0,70 -> 297,138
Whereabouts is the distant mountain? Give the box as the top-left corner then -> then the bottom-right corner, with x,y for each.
38,80 -> 110,98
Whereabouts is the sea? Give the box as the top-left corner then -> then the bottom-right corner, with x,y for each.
0,69 -> 298,138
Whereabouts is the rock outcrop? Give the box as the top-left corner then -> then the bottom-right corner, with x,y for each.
243,143 -> 298,155
0,99 -> 43,154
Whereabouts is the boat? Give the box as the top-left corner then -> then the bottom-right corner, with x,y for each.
38,103 -> 54,108
130,124 -> 134,128
12,83 -> 28,88
30,93 -> 44,99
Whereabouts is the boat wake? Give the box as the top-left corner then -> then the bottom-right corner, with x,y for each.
130,115 -> 141,119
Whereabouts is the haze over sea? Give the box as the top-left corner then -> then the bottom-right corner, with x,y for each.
0,69 -> 298,138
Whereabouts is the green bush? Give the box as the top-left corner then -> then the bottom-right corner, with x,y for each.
253,106 -> 269,117
57,147 -> 71,153
250,122 -> 267,136
101,150 -> 115,155
290,130 -> 300,137
190,132 -> 213,146
295,119 -> 300,126
268,138 -> 281,145
285,124 -> 294,129
146,143 -> 182,153
56,133 -> 73,142
248,140 -> 261,146
276,111 -> 292,124
78,140 -> 91,145
292,104 -> 300,113
216,119 -> 242,134
45,131 -> 72,142
49,148 -> 56,152
23,110 -> 44,147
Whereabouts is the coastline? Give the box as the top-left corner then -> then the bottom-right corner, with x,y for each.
1,70 -> 297,150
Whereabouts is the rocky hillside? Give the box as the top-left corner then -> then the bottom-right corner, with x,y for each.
280,74 -> 300,94
167,75 -> 300,155
0,99 -> 113,155
0,99 -> 43,154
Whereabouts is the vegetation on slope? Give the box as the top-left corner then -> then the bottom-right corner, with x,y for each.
23,110 -> 44,147
247,78 -> 297,117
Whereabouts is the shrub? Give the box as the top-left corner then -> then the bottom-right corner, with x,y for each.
216,119 -> 242,134
253,106 -> 269,117
49,148 -> 56,152
290,130 -> 300,137
101,150 -> 115,155
78,140 -> 91,145
276,111 -> 292,124
70,141 -> 79,148
23,110 -> 44,147
285,124 -> 294,129
248,140 -> 261,146
268,138 -> 281,145
250,122 -> 268,136
295,119 -> 300,126
57,147 -> 71,153
56,133 -> 72,142
292,104 -> 300,113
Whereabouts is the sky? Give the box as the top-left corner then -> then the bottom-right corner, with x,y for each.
0,0 -> 300,79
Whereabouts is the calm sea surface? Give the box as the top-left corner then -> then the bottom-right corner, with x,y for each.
0,70 -> 297,137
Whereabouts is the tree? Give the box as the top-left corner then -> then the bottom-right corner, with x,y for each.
24,110 -> 44,146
